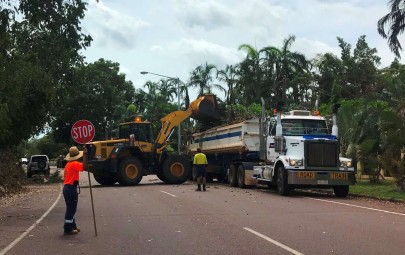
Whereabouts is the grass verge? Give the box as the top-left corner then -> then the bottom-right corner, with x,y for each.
350,179 -> 405,202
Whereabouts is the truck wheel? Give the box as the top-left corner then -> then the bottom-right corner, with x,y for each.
117,157 -> 143,186
276,165 -> 290,196
333,185 -> 349,197
162,155 -> 190,184
237,165 -> 246,188
228,164 -> 237,187
94,174 -> 116,186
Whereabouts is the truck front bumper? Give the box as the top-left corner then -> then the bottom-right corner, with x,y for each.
288,170 -> 356,186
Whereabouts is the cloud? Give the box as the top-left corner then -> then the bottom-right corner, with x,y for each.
164,38 -> 244,69
85,0 -> 149,49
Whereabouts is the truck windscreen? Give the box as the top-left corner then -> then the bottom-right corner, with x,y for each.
281,119 -> 328,136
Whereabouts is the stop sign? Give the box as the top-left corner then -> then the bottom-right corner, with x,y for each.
71,120 -> 95,144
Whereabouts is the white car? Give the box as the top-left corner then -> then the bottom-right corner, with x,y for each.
27,155 -> 50,178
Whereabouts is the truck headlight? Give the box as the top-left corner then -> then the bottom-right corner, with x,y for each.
290,159 -> 303,166
340,160 -> 352,168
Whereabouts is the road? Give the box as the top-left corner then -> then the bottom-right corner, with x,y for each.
1,170 -> 405,255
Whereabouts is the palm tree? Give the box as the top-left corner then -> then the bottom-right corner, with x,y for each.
189,62 -> 224,96
158,78 -> 177,102
378,0 -> 405,58
259,35 -> 310,105
238,44 -> 263,105
216,65 -> 240,119
216,65 -> 239,105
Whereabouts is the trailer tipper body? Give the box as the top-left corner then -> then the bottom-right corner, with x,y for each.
189,103 -> 356,197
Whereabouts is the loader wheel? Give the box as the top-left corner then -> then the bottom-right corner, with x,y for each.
237,165 -> 246,188
117,157 -> 143,186
162,155 -> 190,184
156,171 -> 167,183
228,164 -> 237,187
333,185 -> 349,197
276,165 -> 290,196
94,174 -> 116,186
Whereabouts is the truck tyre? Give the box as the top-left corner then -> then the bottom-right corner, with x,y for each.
237,165 -> 246,188
228,164 -> 237,187
333,185 -> 349,197
276,165 -> 290,196
94,174 -> 116,186
162,155 -> 190,184
117,157 -> 143,186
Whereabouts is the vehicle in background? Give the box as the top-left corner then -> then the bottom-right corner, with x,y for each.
57,155 -> 67,168
27,155 -> 50,178
20,158 -> 28,165
86,94 -> 220,186
189,101 -> 356,197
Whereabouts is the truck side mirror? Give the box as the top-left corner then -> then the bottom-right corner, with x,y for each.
274,136 -> 285,153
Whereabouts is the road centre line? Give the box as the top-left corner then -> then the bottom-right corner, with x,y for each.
303,197 -> 405,216
0,185 -> 63,255
160,191 -> 177,197
243,227 -> 304,255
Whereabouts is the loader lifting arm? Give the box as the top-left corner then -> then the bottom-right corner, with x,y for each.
154,94 -> 219,150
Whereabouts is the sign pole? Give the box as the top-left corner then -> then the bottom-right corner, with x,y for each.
71,120 -> 97,237
84,145 -> 98,237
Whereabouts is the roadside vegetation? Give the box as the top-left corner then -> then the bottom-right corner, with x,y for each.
1,0 -> 405,197
350,179 -> 405,202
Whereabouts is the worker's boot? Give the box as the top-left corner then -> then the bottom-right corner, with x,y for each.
203,184 -> 206,191
64,229 -> 78,235
196,184 -> 201,191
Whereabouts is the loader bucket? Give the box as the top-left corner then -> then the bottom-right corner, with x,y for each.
191,94 -> 220,121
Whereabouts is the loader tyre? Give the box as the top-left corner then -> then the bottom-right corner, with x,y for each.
228,164 -> 237,187
156,171 -> 167,183
237,165 -> 246,188
117,157 -> 143,186
162,155 -> 190,184
276,165 -> 290,196
94,174 -> 116,186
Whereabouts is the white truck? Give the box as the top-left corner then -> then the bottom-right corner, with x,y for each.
189,101 -> 355,197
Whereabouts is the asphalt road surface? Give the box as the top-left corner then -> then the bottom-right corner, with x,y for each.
1,170 -> 405,255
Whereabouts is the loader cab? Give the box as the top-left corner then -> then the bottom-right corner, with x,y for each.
119,121 -> 152,142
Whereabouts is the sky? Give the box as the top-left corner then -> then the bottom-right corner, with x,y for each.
80,0 -> 403,101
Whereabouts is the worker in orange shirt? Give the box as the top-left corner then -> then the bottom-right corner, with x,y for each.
63,146 -> 86,235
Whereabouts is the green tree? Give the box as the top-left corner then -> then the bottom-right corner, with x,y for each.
189,62 -> 224,96
216,65 -> 239,119
260,35 -> 309,105
378,0 -> 405,57
0,0 -> 91,149
51,59 -> 135,142
238,44 -> 263,105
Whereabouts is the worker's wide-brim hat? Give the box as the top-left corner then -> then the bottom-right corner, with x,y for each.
65,146 -> 83,162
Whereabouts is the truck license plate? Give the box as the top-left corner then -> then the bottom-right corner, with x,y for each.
297,172 -> 315,179
331,173 -> 348,180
